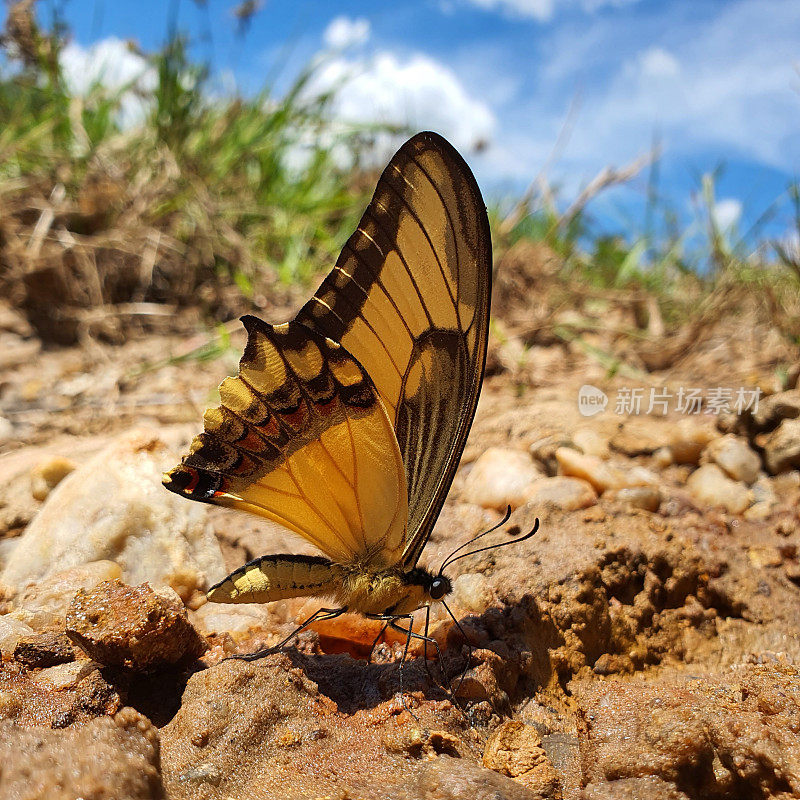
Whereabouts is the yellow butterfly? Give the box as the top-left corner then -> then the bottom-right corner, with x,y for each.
163,131 -> 536,657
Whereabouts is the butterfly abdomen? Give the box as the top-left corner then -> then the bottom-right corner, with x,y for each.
207,554 -> 338,604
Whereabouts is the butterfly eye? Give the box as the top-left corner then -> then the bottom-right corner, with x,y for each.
429,576 -> 451,601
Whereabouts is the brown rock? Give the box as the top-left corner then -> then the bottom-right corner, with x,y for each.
13,631 -> 78,668
464,447 -> 545,510
610,420 -> 665,456
761,419 -> 800,474
667,419 -> 717,465
555,448 -> 625,493
614,486 -> 662,513
578,664 -> 800,798
526,477 -> 597,511
484,720 -> 562,797
0,707 -> 161,799
66,580 -> 207,670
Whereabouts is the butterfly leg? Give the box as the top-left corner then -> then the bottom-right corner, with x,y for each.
225,605 -> 349,662
367,620 -> 391,664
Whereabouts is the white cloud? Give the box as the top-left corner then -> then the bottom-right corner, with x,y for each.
712,198 -> 743,231
310,50 -> 496,155
60,37 -> 156,127
638,46 -> 680,79
466,0 -> 554,22
323,17 -> 371,49
462,0 -> 639,21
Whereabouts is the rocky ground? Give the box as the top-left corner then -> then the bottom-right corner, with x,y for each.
0,273 -> 798,800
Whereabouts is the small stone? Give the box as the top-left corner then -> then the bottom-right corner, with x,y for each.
751,476 -> 777,506
686,464 -> 752,514
573,428 -> 610,458
653,447 -> 673,468
761,419 -> 800,474
610,420 -> 664,456
752,389 -> 800,429
13,631 -> 77,668
668,419 -> 718,465
526,476 -> 597,510
30,457 -> 77,501
616,486 -> 662,512
31,661 -> 88,690
772,470 -> 800,493
0,616 -> 34,658
483,720 -> 561,796
748,546 -> 783,568
555,448 -> 625,493
624,466 -> 660,487
66,580 -> 208,670
703,435 -> 761,484
463,447 -> 544,510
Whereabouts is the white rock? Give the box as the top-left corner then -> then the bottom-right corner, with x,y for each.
703,435 -> 761,485
1,430 -> 226,599
555,447 -> 625,493
668,419 -> 718,465
30,456 -> 77,501
0,615 -> 34,658
686,464 -> 752,514
526,477 -> 597,510
572,428 -> 609,458
463,447 -> 544,510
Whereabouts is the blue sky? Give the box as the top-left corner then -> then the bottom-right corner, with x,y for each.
50,0 -> 800,243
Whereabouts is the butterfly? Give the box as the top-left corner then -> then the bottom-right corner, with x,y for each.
163,131 -> 537,660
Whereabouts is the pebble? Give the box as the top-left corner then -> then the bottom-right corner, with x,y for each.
615,486 -> 662,512
653,447 -> 673,468
526,477 -> 597,510
66,580 -> 208,670
555,447 -> 625,493
752,389 -> 800,429
686,464 -> 753,514
668,419 -> 718,465
30,457 -> 77,501
703,435 -> 761,484
463,447 -> 544,510
572,428 -> 609,458
760,419 -> 800,475
610,420 -> 664,456
1,430 -> 227,599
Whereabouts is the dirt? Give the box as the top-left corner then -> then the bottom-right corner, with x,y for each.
0,259 -> 798,800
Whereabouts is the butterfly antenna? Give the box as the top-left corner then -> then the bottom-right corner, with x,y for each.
438,506 -> 513,575
439,512 -> 540,575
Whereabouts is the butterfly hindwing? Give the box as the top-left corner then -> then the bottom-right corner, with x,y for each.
295,131 -> 491,567
164,317 -> 408,569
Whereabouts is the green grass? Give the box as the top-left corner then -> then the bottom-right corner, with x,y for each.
1,4 -> 798,351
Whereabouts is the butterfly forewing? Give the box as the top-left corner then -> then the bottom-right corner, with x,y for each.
295,132 -> 491,567
164,317 -> 408,569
